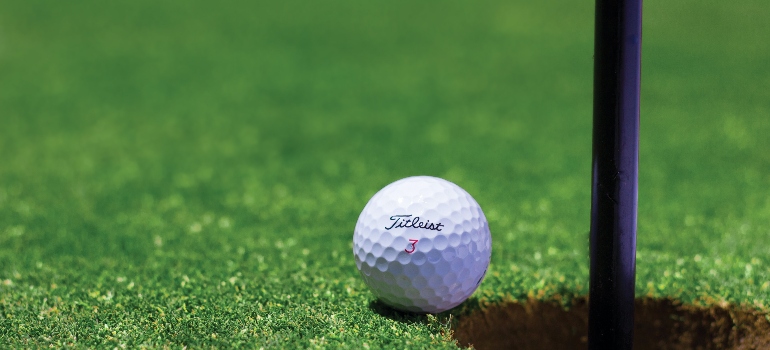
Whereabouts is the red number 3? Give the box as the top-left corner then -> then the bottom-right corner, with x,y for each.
405,239 -> 419,254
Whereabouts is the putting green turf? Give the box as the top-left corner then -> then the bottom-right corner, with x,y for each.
1,0 -> 769,348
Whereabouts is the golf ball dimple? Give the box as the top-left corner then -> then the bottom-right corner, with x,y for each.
353,176 -> 492,313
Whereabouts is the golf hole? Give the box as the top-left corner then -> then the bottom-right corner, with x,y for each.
452,298 -> 770,350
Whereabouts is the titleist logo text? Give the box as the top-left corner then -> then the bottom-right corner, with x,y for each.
384,215 -> 444,231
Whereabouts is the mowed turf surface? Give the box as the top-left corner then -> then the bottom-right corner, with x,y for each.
1,0 -> 769,348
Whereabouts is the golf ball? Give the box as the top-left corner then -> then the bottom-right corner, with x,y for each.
353,176 -> 492,313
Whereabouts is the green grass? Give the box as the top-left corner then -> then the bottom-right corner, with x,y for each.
1,0 -> 769,348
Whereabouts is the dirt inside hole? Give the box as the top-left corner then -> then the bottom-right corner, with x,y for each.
453,298 -> 770,350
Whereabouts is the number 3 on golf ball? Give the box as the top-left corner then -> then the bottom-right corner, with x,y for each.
353,176 -> 492,313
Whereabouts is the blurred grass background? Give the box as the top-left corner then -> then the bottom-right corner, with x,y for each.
1,0 -> 768,347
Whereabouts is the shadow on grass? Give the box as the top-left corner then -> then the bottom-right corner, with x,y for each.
368,297 -> 480,324
368,299 -> 430,323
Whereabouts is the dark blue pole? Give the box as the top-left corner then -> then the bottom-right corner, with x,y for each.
589,0 -> 642,349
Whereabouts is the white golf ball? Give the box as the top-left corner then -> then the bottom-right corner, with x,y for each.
353,176 -> 492,313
